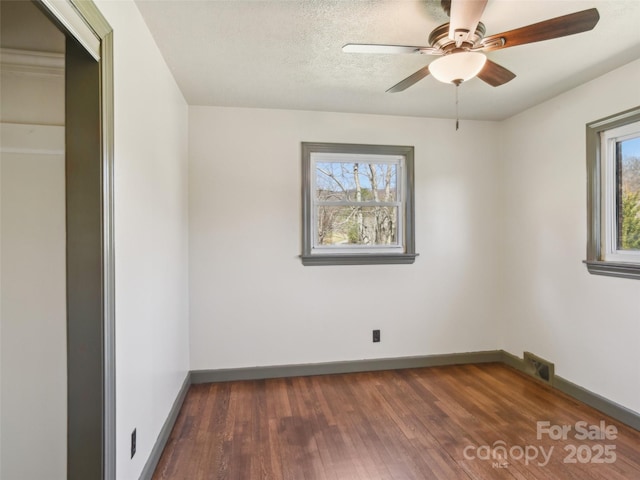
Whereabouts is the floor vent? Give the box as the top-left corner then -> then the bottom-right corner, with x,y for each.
523,352 -> 555,385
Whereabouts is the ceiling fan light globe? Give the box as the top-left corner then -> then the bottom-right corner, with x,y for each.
429,52 -> 487,84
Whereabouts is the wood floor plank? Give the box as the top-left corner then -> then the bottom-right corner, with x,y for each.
152,364 -> 640,480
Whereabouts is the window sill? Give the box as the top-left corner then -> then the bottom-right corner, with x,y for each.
301,253 -> 418,266
584,260 -> 640,280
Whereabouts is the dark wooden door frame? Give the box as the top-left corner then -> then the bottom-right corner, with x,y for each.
36,2 -> 115,479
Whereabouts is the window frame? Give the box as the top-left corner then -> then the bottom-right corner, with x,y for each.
585,106 -> 640,279
301,142 -> 417,266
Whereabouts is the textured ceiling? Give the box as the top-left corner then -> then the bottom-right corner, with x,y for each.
135,0 -> 640,121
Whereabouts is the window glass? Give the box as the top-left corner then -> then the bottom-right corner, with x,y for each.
315,161 -> 398,202
316,205 -> 399,246
616,136 -> 640,250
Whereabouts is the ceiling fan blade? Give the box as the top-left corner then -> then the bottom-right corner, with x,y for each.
342,44 -> 439,55
448,0 -> 488,45
480,8 -> 600,51
386,65 -> 431,93
476,59 -> 516,87
441,0 -> 451,17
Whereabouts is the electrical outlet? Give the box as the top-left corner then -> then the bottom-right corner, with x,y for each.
131,428 -> 137,458
373,329 -> 380,343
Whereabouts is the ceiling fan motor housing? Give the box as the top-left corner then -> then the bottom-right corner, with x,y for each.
428,22 -> 486,54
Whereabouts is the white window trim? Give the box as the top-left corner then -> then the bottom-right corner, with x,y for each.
585,106 -> 640,280
301,142 -> 417,266
601,122 -> 640,263
310,152 -> 404,255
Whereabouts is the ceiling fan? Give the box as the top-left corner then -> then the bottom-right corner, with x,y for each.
343,0 -> 600,92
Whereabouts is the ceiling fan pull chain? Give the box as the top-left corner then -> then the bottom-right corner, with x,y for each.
455,83 -> 459,131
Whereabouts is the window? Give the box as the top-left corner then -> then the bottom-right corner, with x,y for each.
585,106 -> 640,279
301,142 -> 417,266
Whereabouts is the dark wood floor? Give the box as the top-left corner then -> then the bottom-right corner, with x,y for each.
152,363 -> 640,479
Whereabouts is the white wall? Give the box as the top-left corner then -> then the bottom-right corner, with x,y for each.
1,46 -> 66,479
93,1 -> 190,478
189,106 -> 502,370
500,58 -> 640,414
0,129 -> 66,480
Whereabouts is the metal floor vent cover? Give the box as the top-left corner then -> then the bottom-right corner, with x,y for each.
523,352 -> 555,385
